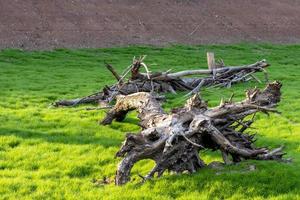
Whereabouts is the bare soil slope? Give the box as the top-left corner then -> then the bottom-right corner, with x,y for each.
1,0 -> 300,49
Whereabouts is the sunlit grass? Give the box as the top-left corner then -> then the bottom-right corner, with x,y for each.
0,44 -> 300,199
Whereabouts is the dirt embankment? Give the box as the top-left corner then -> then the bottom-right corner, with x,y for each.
1,0 -> 300,49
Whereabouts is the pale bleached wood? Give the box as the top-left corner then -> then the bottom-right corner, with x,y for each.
101,81 -> 286,185
207,52 -> 216,70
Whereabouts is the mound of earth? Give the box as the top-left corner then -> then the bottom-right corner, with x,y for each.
1,0 -> 300,49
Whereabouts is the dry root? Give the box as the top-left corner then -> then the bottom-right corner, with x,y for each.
101,81 -> 286,185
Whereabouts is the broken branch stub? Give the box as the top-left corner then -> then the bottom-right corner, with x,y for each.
207,52 -> 216,70
101,81 -> 286,185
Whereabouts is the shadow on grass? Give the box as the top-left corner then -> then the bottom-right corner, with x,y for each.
0,128 -> 122,147
152,161 -> 300,199
119,136 -> 300,199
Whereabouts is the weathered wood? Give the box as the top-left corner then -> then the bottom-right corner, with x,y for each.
207,52 -> 216,70
53,57 -> 270,107
105,63 -> 122,83
167,59 -> 268,78
102,81 -> 287,185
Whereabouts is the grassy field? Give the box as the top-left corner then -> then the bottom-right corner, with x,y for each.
0,44 -> 300,199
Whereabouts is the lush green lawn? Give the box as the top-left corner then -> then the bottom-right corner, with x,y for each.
0,44 -> 300,200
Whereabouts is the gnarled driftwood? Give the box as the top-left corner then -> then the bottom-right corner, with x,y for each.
54,57 -> 269,107
101,81 -> 286,185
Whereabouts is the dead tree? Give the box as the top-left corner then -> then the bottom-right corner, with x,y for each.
53,56 -> 269,107
101,81 -> 286,185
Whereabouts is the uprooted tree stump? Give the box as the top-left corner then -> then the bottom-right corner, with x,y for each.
53,55 -> 269,107
101,81 -> 287,185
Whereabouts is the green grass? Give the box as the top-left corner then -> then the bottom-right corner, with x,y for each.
0,44 -> 300,199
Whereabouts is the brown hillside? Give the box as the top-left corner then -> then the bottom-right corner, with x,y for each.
1,0 -> 300,49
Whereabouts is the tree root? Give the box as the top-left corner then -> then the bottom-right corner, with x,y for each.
102,81 -> 287,185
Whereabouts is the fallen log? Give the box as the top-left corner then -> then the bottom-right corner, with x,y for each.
53,56 -> 269,107
101,81 -> 287,185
